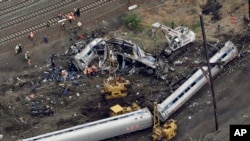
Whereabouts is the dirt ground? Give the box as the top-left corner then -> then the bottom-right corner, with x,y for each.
1,0 -> 250,141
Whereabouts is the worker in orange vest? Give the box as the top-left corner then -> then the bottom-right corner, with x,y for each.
91,64 -> 98,73
29,32 -> 34,41
87,67 -> 93,75
83,67 -> 93,77
72,15 -> 76,21
68,13 -> 73,23
83,68 -> 88,75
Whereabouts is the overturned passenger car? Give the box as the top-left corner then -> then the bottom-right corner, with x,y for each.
72,38 -> 159,74
72,38 -> 105,71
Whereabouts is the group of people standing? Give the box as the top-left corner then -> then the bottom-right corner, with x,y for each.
60,7 -> 81,30
18,8 -> 82,67
15,43 -> 31,67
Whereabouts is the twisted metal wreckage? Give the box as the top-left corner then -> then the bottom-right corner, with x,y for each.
20,40 -> 239,141
71,38 -> 170,79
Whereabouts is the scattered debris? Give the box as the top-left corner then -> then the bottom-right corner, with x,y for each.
72,37 -> 175,80
31,108 -> 54,117
128,5 -> 138,11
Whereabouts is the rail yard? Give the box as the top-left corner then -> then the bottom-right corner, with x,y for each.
0,0 -> 250,141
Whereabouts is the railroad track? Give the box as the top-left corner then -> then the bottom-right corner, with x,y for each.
0,0 -> 120,46
0,0 -> 44,17
0,0 -> 10,3
0,0 -> 77,31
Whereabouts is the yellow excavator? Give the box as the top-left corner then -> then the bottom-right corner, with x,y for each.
109,102 -> 141,116
152,102 -> 177,141
101,50 -> 130,100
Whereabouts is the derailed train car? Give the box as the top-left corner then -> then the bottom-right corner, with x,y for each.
21,108 -> 153,141
72,38 -> 157,72
157,41 -> 238,121
20,41 -> 238,141
72,38 -> 105,71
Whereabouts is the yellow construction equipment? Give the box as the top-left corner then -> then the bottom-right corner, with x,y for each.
101,50 -> 130,100
109,102 -> 141,116
152,102 -> 177,141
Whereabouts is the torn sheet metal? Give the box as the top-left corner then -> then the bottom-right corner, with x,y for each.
72,38 -> 105,71
107,38 -> 157,69
72,38 -> 169,79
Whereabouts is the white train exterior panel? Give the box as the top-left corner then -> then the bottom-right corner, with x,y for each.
22,108 -> 153,141
73,38 -> 104,70
158,41 -> 238,121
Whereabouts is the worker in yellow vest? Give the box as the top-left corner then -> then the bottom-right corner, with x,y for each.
25,51 -> 30,61
25,51 -> 31,67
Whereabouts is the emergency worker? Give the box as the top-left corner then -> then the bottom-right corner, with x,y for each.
58,11 -> 62,19
15,44 -> 22,54
15,45 -> 19,55
18,44 -> 22,53
68,14 -> 73,23
25,51 -> 30,61
76,8 -> 80,17
29,32 -> 34,41
91,64 -> 98,74
74,8 -> 77,16
25,51 -> 32,67
61,22 -> 65,30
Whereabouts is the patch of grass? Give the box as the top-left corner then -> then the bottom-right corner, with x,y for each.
122,13 -> 143,32
191,21 -> 201,33
188,7 -> 198,15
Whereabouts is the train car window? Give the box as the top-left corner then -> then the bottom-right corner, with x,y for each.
179,93 -> 184,98
164,104 -> 172,111
191,82 -> 196,87
80,59 -> 85,63
173,98 -> 178,103
185,87 -> 190,92
87,50 -> 92,56
196,75 -> 203,81
221,53 -> 227,59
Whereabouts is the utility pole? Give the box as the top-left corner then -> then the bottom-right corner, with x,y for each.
249,0 -> 250,18
199,12 -> 219,131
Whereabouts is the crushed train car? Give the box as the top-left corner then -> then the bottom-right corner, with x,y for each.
72,38 -> 169,77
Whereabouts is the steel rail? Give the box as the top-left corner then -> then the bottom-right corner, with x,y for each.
0,0 -> 44,17
0,0 -> 118,46
0,0 -> 78,31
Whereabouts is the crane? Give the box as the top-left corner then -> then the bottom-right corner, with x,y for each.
152,102 -> 177,141
100,49 -> 131,100
152,22 -> 195,61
